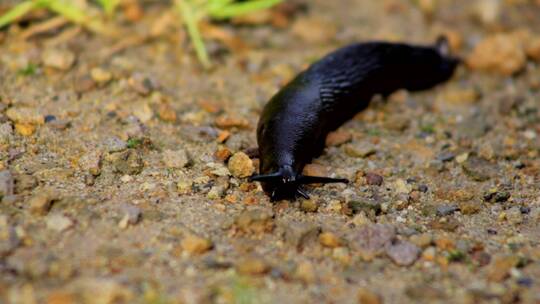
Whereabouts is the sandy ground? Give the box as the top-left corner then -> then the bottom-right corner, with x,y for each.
0,0 -> 540,303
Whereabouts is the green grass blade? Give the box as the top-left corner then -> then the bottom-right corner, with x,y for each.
97,0 -> 120,16
47,0 -> 106,33
0,0 -> 40,29
176,0 -> 211,69
208,0 -> 282,19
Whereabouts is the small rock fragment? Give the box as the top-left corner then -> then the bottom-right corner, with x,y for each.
46,214 -> 74,232
234,209 -> 274,234
156,103 -> 177,122
365,172 -> 383,186
42,48 -> 76,70
357,288 -> 382,304
236,257 -> 269,275
0,170 -> 14,198
300,199 -> 318,212
228,152 -> 254,178
128,73 -> 156,96
325,130 -> 352,146
526,35 -> 540,61
487,255 -> 519,282
349,224 -> 396,260
295,261 -> 316,284
215,115 -> 250,129
386,240 -> 421,266
393,179 -> 411,194
506,207 -> 523,225
436,204 -> 459,216
281,221 -> 321,250
291,16 -> 337,43
462,156 -> 497,181
6,107 -> 44,125
177,180 -> 192,195
344,143 -> 377,158
409,233 -> 433,248
112,150 -> 144,175
162,149 -> 190,168
214,146 -> 232,162
79,151 -> 102,176
459,201 -> 481,215
467,33 -> 526,75
319,232 -> 342,248
90,67 -> 112,84
104,137 -> 127,153
181,234 -> 213,255
118,204 -> 141,229
0,123 -> 13,144
28,192 -> 54,216
0,216 -> 20,257
14,123 -> 35,136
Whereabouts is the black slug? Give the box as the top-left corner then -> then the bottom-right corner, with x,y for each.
250,37 -> 460,201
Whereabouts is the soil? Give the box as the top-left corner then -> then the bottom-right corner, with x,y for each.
0,0 -> 539,303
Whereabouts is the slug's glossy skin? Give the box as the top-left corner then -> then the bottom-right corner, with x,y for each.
251,38 -> 460,201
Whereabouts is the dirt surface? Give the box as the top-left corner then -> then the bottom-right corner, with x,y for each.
1,0 -> 540,303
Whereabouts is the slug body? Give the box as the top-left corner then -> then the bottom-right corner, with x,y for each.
251,38 -> 459,201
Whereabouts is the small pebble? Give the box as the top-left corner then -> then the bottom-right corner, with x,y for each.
357,288 -> 382,304
6,107 -> 44,125
319,232 -> 342,248
46,214 -> 73,232
42,48 -> 76,70
295,261 -> 316,284
0,123 -> 13,144
79,151 -> 102,176
28,192 -> 54,216
300,199 -> 318,212
486,255 -> 519,282
128,73 -> 156,96
349,224 -> 396,260
385,240 -> 421,266
214,146 -> 232,162
162,149 -> 190,168
467,32 -> 526,75
44,115 -> 56,123
181,234 -> 213,255
506,207 -> 523,225
393,179 -> 411,194
281,221 -> 321,250
459,201 -> 481,215
104,137 -> 127,153
291,16 -> 337,43
365,172 -> 383,186
325,130 -> 352,146
228,152 -> 254,178
90,67 -> 112,84
436,204 -> 459,216
234,209 -> 274,234
344,143 -> 377,158
236,258 -> 269,275
0,170 -> 14,198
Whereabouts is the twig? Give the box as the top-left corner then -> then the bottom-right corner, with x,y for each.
44,25 -> 82,47
20,15 -> 68,40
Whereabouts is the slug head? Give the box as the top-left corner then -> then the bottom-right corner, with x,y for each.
249,165 -> 348,201
405,36 -> 461,91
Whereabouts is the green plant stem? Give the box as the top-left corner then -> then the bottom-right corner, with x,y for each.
0,0 -> 45,29
208,0 -> 282,19
176,0 -> 211,69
